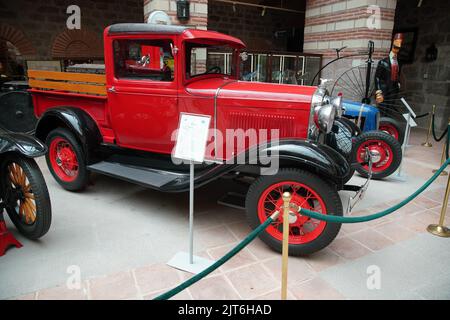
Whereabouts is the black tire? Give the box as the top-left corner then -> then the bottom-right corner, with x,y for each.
1,155 -> 51,239
352,131 -> 402,180
379,117 -> 405,144
245,168 -> 342,256
45,128 -> 89,191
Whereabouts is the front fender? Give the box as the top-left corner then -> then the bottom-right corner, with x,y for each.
35,107 -> 102,163
0,132 -> 46,158
257,139 -> 351,185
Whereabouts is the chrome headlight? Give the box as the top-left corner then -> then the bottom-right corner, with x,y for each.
314,104 -> 336,133
308,82 -> 341,138
308,87 -> 327,140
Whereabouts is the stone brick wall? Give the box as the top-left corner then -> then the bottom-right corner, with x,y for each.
394,0 -> 450,130
144,0 -> 208,29
207,1 -> 305,51
0,0 -> 143,61
304,0 -> 397,85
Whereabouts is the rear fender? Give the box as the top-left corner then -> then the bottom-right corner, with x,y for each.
35,107 -> 102,163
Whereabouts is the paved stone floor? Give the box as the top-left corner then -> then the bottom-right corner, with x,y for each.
1,128 -> 450,300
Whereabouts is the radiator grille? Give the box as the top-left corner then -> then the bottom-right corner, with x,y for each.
227,112 -> 296,138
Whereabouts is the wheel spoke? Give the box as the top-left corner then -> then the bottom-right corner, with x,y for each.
19,203 -> 25,218
9,164 -> 19,184
25,192 -> 35,200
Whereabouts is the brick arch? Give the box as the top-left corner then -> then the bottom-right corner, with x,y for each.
52,29 -> 103,59
0,24 -> 36,56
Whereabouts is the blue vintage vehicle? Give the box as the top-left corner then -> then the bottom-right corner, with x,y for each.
342,100 -> 405,143
333,100 -> 403,180
342,100 -> 379,131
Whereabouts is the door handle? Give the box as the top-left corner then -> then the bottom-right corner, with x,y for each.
107,86 -> 116,93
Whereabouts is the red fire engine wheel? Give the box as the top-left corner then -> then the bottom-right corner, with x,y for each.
45,128 -> 89,191
246,169 -> 343,256
379,123 -> 399,140
352,131 -> 402,180
49,137 -> 79,182
257,181 -> 327,245
356,140 -> 394,173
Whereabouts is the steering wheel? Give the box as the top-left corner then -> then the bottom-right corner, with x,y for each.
207,66 -> 222,74
137,54 -> 150,66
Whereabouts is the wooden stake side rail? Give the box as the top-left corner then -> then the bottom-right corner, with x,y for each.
27,70 -> 107,96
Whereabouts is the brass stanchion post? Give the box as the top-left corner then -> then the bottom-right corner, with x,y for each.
427,173 -> 450,237
281,192 -> 291,300
421,105 -> 435,147
432,117 -> 449,176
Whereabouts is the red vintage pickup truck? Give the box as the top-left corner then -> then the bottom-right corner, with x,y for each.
28,23 -> 366,255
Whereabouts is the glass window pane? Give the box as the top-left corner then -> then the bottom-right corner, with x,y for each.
304,56 -> 322,86
113,39 -> 174,81
281,56 -> 297,84
270,56 -> 282,83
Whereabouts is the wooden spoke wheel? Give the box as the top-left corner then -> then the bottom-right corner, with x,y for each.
2,155 -> 51,239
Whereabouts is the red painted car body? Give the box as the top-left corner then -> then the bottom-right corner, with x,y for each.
31,24 -> 316,161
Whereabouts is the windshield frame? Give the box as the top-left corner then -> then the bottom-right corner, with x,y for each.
183,39 -> 241,84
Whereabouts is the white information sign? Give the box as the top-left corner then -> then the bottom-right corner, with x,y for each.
401,98 -> 417,118
173,113 -> 211,163
402,113 -> 417,127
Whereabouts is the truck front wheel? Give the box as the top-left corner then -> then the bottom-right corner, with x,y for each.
45,128 -> 89,191
245,169 -> 342,256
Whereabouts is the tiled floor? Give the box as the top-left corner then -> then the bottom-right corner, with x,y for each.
2,128 -> 450,300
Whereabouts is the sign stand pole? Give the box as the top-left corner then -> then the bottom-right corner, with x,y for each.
391,113 -> 410,182
393,98 -> 417,181
189,160 -> 194,264
167,113 -> 215,274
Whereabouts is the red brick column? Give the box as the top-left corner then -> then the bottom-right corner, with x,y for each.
304,0 -> 397,80
144,0 -> 208,29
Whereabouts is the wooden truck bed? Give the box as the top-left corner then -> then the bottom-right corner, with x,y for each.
27,70 -> 107,96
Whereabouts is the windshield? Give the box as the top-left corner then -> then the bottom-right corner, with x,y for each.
185,41 -> 236,79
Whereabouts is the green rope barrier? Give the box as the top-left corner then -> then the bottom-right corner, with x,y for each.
300,126 -> 450,224
432,112 -> 448,142
154,213 -> 277,300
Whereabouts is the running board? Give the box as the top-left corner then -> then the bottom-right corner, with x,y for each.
87,161 -> 185,190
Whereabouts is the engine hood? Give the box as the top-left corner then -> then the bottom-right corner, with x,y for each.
185,78 -> 316,107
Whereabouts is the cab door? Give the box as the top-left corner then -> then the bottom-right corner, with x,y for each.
107,36 -> 178,154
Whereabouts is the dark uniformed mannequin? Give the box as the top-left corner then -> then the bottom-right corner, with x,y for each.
375,33 -> 403,115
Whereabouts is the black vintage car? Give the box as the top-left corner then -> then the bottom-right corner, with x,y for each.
0,80 -> 37,134
0,130 -> 51,240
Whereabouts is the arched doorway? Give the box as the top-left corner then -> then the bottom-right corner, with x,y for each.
51,29 -> 103,69
0,24 -> 36,85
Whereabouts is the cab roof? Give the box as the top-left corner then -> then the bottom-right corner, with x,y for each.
107,23 -> 246,48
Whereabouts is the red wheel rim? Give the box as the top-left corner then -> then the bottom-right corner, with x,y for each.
49,137 -> 79,182
379,124 -> 399,140
356,139 -> 393,172
257,181 -> 327,244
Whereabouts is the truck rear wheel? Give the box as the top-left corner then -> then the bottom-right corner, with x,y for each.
245,169 -> 342,256
45,128 -> 89,191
